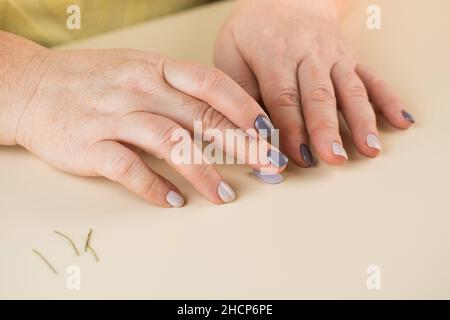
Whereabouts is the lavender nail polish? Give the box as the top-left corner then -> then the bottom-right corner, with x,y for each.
300,144 -> 315,166
267,149 -> 288,168
252,169 -> 284,184
217,181 -> 235,203
254,115 -> 275,138
166,190 -> 185,208
402,110 -> 416,124
331,141 -> 348,160
366,134 -> 381,151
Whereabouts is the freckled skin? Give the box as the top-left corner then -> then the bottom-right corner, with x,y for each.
0,31 -> 286,206
214,0 -> 413,167
0,0 -> 415,206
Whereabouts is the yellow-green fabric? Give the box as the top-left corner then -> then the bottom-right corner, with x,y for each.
0,0 -> 212,47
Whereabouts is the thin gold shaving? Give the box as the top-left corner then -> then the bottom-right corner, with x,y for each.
87,245 -> 99,262
84,228 -> 99,262
53,230 -> 80,256
84,228 -> 92,252
32,249 -> 58,275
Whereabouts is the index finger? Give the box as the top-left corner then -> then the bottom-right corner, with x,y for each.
162,58 -> 275,138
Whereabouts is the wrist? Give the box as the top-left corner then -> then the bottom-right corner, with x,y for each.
0,31 -> 50,146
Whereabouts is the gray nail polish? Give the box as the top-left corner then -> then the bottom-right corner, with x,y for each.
217,181 -> 235,203
267,149 -> 288,168
166,190 -> 185,208
300,144 -> 315,166
252,169 -> 284,184
254,115 -> 275,138
331,141 -> 348,160
402,110 -> 416,124
366,133 -> 381,150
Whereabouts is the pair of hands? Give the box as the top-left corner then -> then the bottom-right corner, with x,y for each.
0,0 -> 414,208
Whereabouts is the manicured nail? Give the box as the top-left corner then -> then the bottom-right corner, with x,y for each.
300,144 -> 315,167
331,142 -> 348,160
217,181 -> 235,203
254,115 -> 275,138
366,133 -> 381,151
252,169 -> 284,184
166,190 -> 185,208
267,149 -> 288,168
402,110 -> 416,124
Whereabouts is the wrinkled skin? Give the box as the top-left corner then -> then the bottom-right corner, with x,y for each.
215,0 -> 414,167
0,32 -> 284,207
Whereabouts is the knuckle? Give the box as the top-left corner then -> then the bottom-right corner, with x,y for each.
271,88 -> 300,108
118,61 -> 153,90
310,118 -> 339,136
194,164 -> 213,181
233,75 -> 256,92
198,106 -> 229,130
194,68 -> 227,92
343,83 -> 368,99
159,124 -> 185,144
157,124 -> 189,156
308,63 -> 324,79
108,154 -> 140,181
193,103 -> 209,123
141,177 -> 160,199
308,86 -> 336,106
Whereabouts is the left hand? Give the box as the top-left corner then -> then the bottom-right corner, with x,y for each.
214,0 -> 415,167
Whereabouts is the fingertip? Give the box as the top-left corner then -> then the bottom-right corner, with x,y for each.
329,141 -> 348,165
365,133 -> 382,155
267,148 -> 289,169
327,156 -> 348,166
351,130 -> 383,158
384,108 -> 416,130
315,146 -> 348,165
165,190 -> 185,208
312,135 -> 348,165
285,144 -> 316,168
350,132 -> 382,158
217,181 -> 236,204
254,114 -> 275,138
360,146 -> 381,158
357,145 -> 381,159
401,110 -> 416,126
299,144 -> 316,167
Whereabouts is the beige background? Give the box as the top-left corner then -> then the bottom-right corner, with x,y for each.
1,0 -> 449,299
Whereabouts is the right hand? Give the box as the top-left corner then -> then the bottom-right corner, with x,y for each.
1,33 -> 287,207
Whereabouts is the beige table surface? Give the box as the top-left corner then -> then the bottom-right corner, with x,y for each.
1,0 -> 450,299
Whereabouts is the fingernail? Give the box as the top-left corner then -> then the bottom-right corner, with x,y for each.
252,169 -> 284,184
300,144 -> 315,167
366,133 -> 381,151
254,115 -> 275,138
402,110 -> 416,124
331,141 -> 348,160
267,149 -> 288,168
217,181 -> 235,203
166,190 -> 185,208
